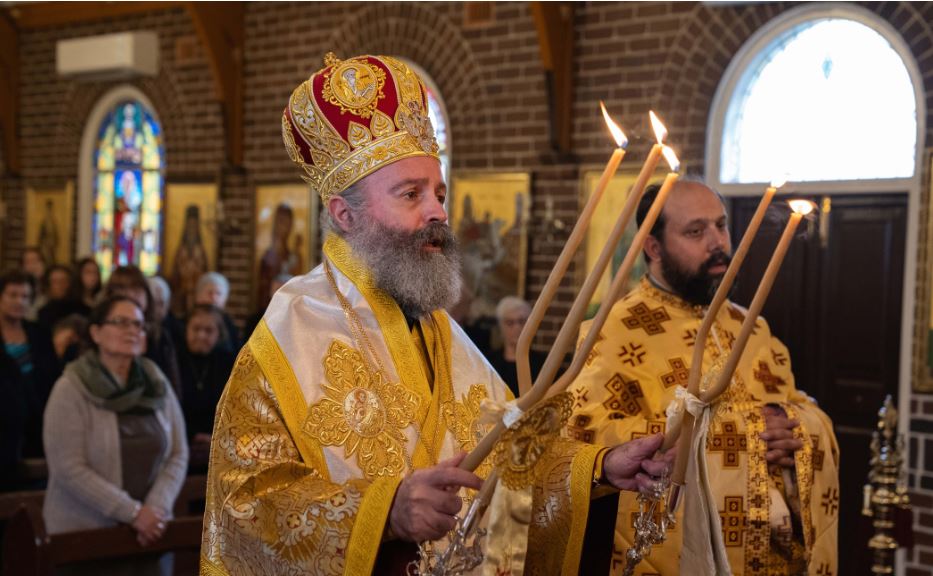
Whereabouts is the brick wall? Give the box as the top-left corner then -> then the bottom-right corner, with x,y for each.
2,1 -> 933,571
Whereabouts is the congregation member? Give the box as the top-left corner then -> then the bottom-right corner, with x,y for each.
243,272 -> 291,339
21,247 -> 47,320
105,266 -> 182,395
72,257 -> 102,310
37,264 -> 82,329
193,272 -> 240,351
484,296 -> 547,397
0,270 -> 55,490
177,304 -> 234,472
43,295 -> 188,575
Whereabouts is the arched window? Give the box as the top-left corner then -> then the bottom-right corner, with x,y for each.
400,59 -> 451,183
710,4 -> 921,188
91,99 -> 164,278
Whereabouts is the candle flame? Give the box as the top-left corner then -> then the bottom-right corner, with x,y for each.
649,110 -> 668,144
788,199 -> 816,216
661,145 -> 680,172
770,176 -> 787,189
600,101 -> 628,149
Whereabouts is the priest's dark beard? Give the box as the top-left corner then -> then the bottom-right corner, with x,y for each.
659,247 -> 733,306
346,220 -> 463,319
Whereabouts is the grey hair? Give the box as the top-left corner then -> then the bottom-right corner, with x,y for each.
147,275 -> 171,302
196,272 -> 230,299
320,181 -> 369,237
495,296 -> 531,321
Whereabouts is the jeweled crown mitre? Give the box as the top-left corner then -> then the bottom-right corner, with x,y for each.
282,53 -> 440,204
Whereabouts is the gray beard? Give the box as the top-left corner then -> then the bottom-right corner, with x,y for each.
345,220 -> 463,319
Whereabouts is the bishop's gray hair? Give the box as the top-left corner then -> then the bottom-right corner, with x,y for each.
320,181 -> 369,237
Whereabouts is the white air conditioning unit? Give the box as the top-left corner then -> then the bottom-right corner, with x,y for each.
56,31 -> 159,78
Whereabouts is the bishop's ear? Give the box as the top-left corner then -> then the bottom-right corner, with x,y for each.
327,196 -> 354,233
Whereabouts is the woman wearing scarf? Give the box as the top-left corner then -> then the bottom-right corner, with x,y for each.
42,295 -> 188,576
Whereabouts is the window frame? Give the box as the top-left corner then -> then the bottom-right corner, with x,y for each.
705,2 -> 925,198
77,86 -> 163,268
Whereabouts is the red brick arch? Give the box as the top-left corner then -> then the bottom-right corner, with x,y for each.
325,2 -> 492,170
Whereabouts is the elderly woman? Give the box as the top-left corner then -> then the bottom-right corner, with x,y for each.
42,295 -> 188,575
487,296 -> 548,397
177,304 -> 235,472
194,272 -> 240,350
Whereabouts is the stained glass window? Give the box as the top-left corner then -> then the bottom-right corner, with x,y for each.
92,100 -> 164,279
721,19 -> 917,183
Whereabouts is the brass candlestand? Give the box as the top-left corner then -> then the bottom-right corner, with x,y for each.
862,395 -> 911,575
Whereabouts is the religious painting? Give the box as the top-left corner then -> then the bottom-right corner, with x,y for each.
163,183 -> 219,316
580,170 -> 647,317
91,100 -> 164,281
915,153 -> 933,392
25,182 -> 74,266
450,172 -> 530,320
254,184 -> 318,310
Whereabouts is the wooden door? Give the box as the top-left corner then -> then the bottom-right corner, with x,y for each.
729,193 -> 907,576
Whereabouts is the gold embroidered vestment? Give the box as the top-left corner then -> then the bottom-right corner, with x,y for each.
567,278 -> 839,576
201,235 -> 605,575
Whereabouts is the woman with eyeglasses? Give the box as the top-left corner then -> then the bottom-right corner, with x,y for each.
42,295 -> 188,576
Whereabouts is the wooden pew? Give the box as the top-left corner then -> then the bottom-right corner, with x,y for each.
0,490 -> 43,522
2,502 -> 203,576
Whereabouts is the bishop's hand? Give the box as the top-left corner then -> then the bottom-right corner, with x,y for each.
388,452 -> 484,543
602,433 -> 675,494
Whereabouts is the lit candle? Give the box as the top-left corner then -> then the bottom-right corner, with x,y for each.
518,112 -> 669,397
549,146 -> 681,396
701,199 -> 815,404
664,178 -> 786,493
513,102 -> 628,396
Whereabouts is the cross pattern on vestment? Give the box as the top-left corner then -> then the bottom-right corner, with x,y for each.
618,342 -> 646,367
811,435 -> 825,471
754,361 -> 787,394
631,420 -> 665,440
570,387 -> 589,410
682,328 -> 697,347
621,302 -> 671,336
602,374 -> 644,418
816,563 -> 834,576
660,357 -> 689,388
821,487 -> 839,516
719,496 -> 748,547
708,421 -> 747,467
772,349 -> 788,366
728,306 -> 760,335
565,414 -> 595,444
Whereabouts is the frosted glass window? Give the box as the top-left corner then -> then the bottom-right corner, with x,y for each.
721,19 -> 916,183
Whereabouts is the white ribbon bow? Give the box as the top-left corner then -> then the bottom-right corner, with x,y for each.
478,398 -> 525,428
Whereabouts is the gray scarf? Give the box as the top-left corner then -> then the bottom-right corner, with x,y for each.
66,350 -> 166,413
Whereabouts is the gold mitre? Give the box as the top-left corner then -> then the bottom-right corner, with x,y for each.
282,53 -> 440,204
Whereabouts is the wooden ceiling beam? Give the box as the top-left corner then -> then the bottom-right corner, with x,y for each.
0,12 -> 21,175
4,2 -> 183,29
531,1 -> 576,156
186,2 -> 244,168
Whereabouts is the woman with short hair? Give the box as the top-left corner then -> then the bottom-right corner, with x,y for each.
42,295 -> 188,575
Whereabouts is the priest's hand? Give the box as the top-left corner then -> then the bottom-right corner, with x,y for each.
389,452 -> 484,543
760,404 -> 803,468
602,433 -> 674,493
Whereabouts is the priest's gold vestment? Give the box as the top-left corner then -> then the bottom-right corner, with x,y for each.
567,278 -> 838,575
201,235 -> 606,575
